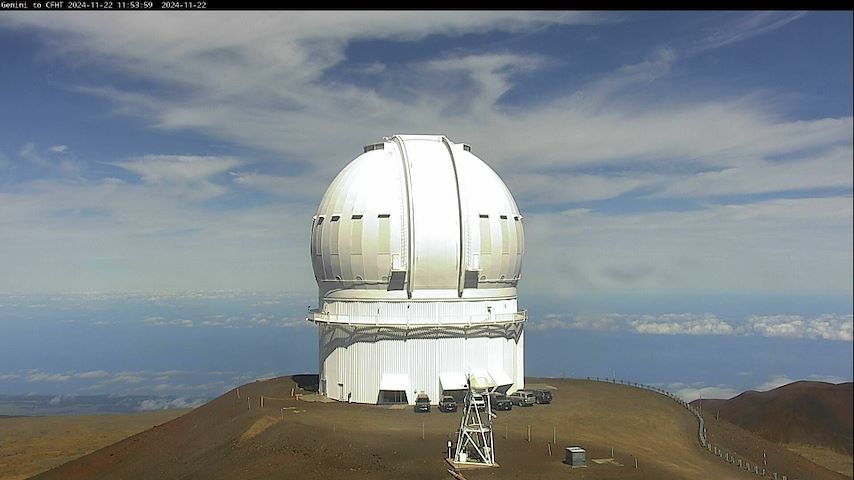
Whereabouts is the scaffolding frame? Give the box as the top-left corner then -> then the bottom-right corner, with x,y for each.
454,374 -> 498,466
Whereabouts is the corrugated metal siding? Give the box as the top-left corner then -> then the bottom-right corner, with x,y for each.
320,325 -> 525,405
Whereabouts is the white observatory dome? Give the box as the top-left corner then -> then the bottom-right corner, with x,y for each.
308,134 -> 527,405
311,134 -> 524,301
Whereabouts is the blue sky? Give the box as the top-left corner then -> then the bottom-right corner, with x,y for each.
0,12 -> 851,402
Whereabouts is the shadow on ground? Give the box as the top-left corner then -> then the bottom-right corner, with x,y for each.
290,374 -> 319,392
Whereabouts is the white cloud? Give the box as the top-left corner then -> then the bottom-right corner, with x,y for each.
806,374 -> 849,384
654,143 -> 853,198
197,313 -> 309,329
531,313 -> 623,332
100,372 -> 145,384
0,175 -> 315,293
4,12 -> 844,196
522,196 -> 852,298
19,142 -> 49,167
112,155 -> 241,200
533,313 -> 734,336
754,375 -> 795,392
154,370 -> 192,377
143,316 -> 194,327
532,311 -> 853,341
231,171 -> 321,200
278,316 -> 307,328
26,371 -> 71,382
630,314 -> 734,336
506,172 -> 657,205
694,12 -> 806,52
0,12 -> 848,299
744,314 -> 853,341
74,370 -> 110,379
675,385 -> 740,402
136,396 -> 206,411
18,142 -> 84,175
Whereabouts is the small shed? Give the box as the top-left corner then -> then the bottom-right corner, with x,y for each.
565,447 -> 586,467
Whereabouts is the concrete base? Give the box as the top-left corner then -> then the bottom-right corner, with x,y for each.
295,393 -> 335,403
445,458 -> 500,469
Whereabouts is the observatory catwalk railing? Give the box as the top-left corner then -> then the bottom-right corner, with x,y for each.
585,377 -> 797,480
308,309 -> 528,327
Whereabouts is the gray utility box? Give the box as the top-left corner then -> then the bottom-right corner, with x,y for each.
565,447 -> 586,467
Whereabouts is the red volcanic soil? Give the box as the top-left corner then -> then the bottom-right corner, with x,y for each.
693,381 -> 853,455
31,377 -> 847,480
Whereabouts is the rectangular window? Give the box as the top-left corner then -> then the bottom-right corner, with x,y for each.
378,214 -> 391,255
330,216 -> 340,255
500,215 -> 510,254
313,217 -> 324,255
479,215 -> 491,255
515,217 -> 524,255
351,216 -> 363,255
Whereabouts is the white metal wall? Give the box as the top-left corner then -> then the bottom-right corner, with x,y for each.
318,324 -> 524,404
318,298 -> 519,325
310,135 -> 528,405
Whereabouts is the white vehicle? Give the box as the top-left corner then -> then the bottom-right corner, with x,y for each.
509,391 -> 536,406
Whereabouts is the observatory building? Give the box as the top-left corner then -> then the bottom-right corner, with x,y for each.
307,134 -> 526,405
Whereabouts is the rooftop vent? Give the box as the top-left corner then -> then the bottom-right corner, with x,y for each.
363,142 -> 385,153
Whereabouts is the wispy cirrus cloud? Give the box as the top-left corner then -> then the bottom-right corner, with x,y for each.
523,196 -> 852,298
230,171 -> 322,200
693,11 -> 806,52
17,141 -> 83,176
112,155 -> 242,200
0,11 -> 848,301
